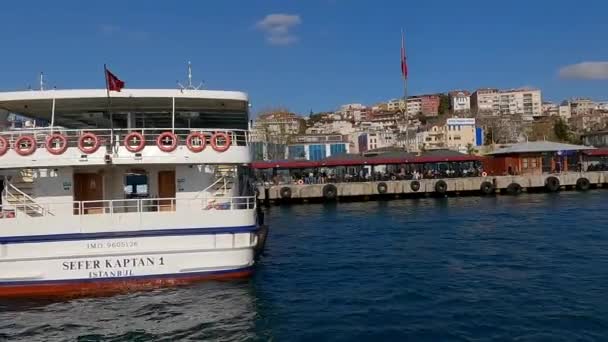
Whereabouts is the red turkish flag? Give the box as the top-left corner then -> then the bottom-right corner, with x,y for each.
105,67 -> 125,92
401,32 -> 408,79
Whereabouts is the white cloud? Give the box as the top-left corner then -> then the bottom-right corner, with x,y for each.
558,61 -> 608,80
255,14 -> 301,46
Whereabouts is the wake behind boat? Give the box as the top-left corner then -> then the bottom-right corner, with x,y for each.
0,77 -> 267,297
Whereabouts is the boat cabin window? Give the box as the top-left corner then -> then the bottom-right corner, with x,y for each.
125,171 -> 149,199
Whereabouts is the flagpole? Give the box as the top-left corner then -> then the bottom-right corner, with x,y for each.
104,64 -> 114,147
401,29 -> 408,123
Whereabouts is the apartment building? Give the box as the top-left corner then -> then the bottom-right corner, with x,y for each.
250,111 -> 304,143
471,88 -> 542,120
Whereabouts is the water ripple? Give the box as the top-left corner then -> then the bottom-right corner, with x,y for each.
1,192 -> 608,341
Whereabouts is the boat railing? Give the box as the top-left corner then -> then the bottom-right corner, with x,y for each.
0,196 -> 257,219
0,127 -> 250,150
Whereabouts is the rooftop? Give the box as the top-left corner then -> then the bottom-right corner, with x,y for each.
0,89 -> 249,129
487,141 -> 594,155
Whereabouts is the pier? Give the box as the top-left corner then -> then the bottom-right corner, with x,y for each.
257,171 -> 608,203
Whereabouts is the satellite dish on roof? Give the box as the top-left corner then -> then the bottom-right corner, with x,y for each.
177,61 -> 204,90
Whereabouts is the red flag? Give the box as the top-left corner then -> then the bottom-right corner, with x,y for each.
401,31 -> 408,79
105,66 -> 125,92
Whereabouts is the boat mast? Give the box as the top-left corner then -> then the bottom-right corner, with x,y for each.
178,61 -> 203,90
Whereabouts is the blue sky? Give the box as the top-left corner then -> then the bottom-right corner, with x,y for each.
1,0 -> 607,115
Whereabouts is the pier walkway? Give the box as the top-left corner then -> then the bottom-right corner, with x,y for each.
257,171 -> 608,202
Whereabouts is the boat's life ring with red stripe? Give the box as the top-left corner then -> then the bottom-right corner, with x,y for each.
15,136 -> 37,156
156,132 -> 178,152
45,134 -> 68,155
78,133 -> 101,154
0,136 -> 8,156
186,132 -> 207,153
124,132 -> 146,153
481,172 -> 488,177
211,132 -> 231,152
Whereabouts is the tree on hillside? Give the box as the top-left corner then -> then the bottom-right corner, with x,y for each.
438,94 -> 450,115
553,118 -> 570,142
466,143 -> 478,155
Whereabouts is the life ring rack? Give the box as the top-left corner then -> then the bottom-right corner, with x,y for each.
156,132 -> 179,152
186,132 -> 207,153
0,136 -> 9,156
15,136 -> 37,156
124,132 -> 146,153
45,133 -> 69,155
78,132 -> 101,154
210,132 -> 232,152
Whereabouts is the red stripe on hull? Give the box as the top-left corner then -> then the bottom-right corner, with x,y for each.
0,269 -> 253,299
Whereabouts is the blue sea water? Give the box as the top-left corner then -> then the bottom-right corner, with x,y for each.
1,191 -> 608,341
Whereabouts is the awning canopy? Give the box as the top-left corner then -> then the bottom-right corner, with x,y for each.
0,89 -> 249,129
487,141 -> 594,156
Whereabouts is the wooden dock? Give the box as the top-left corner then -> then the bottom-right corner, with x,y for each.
257,171 -> 608,203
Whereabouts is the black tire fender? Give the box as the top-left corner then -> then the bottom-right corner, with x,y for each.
279,187 -> 292,199
377,182 -> 388,194
435,180 -> 448,194
506,183 -> 522,195
480,181 -> 495,195
576,177 -> 590,191
410,180 -> 421,192
545,176 -> 560,192
322,184 -> 338,200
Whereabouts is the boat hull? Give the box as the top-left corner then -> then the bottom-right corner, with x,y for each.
0,227 -> 261,298
0,267 -> 254,298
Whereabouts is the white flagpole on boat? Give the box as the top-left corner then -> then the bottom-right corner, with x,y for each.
50,87 -> 56,134
104,64 -> 114,147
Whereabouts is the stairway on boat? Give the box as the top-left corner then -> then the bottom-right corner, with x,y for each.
211,165 -> 236,198
1,169 -> 50,217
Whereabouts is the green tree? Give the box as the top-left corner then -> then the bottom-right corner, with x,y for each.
553,118 -> 570,142
466,143 -> 478,155
438,94 -> 450,115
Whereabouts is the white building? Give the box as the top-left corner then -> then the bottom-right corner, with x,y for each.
356,131 -> 397,153
449,91 -> 471,113
338,103 -> 367,121
559,103 -> 572,119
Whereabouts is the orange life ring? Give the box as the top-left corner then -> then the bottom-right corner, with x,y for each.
78,133 -> 100,154
211,132 -> 231,152
124,132 -> 146,153
482,172 -> 488,177
297,179 -> 304,185
15,136 -> 37,156
186,132 -> 207,153
156,132 -> 179,152
0,136 -> 8,156
45,133 -> 68,155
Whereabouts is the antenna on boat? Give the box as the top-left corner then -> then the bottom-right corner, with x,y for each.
177,61 -> 204,90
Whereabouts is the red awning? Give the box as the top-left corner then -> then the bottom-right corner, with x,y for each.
583,149 -> 608,157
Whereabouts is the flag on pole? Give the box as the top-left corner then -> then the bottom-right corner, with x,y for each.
105,65 -> 125,92
401,30 -> 408,79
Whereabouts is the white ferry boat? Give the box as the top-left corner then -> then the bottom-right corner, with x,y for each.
0,86 -> 267,297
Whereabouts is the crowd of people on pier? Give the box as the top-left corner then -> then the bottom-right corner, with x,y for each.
255,163 -> 484,186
